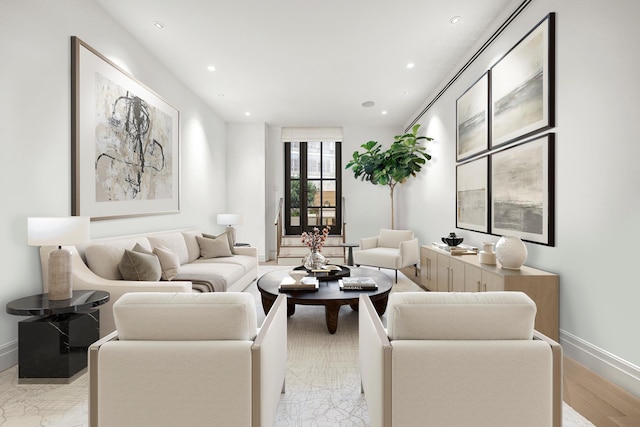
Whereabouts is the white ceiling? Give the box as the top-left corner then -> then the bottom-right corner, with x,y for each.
94,0 -> 517,127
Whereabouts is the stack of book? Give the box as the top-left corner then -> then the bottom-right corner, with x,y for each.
339,277 -> 377,291
278,276 -> 319,292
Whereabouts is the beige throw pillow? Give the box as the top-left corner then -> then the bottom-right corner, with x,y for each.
118,243 -> 162,281
203,230 -> 236,254
153,245 -> 180,281
197,234 -> 233,259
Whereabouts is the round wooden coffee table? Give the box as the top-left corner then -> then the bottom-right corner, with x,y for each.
257,267 -> 392,334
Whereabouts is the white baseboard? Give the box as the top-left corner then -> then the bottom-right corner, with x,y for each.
0,340 -> 18,373
560,329 -> 640,398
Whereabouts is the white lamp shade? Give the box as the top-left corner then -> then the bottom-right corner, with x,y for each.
217,213 -> 243,226
27,217 -> 90,246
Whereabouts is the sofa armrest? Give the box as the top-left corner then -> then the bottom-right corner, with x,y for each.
399,238 -> 419,267
534,330 -> 563,427
252,294 -> 287,427
359,294 -> 392,427
234,245 -> 258,257
360,236 -> 379,251
88,331 -> 119,427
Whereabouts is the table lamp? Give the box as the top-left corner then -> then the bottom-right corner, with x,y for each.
217,213 -> 243,245
27,217 -> 90,300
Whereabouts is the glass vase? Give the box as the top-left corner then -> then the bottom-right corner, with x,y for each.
303,250 -> 326,270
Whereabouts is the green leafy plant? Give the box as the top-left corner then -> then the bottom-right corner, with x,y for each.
345,124 -> 432,229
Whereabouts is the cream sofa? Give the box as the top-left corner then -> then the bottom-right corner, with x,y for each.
39,227 -> 258,337
359,292 -> 562,427
88,292 -> 287,427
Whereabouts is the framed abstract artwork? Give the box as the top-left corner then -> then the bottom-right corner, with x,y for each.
71,36 -> 180,220
456,156 -> 489,233
456,71 -> 489,161
490,133 -> 554,245
490,13 -> 555,148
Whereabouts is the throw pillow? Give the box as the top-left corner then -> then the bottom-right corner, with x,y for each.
203,230 -> 236,254
153,245 -> 180,281
118,244 -> 162,281
197,234 -> 233,259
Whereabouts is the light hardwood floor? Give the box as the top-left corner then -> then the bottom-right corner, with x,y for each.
563,357 -> 640,427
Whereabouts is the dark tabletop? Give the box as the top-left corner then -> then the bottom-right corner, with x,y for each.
257,267 -> 392,302
6,290 -> 110,316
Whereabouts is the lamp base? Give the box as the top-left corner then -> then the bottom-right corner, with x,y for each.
48,248 -> 72,300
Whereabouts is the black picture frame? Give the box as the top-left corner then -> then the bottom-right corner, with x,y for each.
456,155 -> 489,233
490,13 -> 555,148
456,71 -> 490,161
490,133 -> 555,245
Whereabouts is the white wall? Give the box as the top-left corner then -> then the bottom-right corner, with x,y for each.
226,123 -> 267,260
402,0 -> 640,396
0,0 -> 228,370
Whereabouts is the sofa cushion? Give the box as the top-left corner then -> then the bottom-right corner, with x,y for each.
203,230 -> 236,255
147,232 -> 190,265
113,292 -> 257,341
378,229 -> 414,248
118,244 -> 162,281
181,230 -> 204,262
197,235 -> 233,259
153,245 -> 180,281
85,237 -> 152,280
387,291 -> 536,341
176,261 -> 245,292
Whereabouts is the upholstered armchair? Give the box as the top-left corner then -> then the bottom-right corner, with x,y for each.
359,292 -> 562,427
88,292 -> 287,427
353,229 -> 419,282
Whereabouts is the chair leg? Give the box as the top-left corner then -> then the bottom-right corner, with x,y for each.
395,269 -> 398,283
414,264 -> 418,277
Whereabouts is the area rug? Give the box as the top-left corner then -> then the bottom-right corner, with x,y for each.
251,265 -> 595,427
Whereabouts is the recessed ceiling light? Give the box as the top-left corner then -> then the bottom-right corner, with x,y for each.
245,112 -> 251,116
218,93 -> 225,97
406,63 -> 415,69
403,91 -> 410,95
361,101 -> 375,108
207,65 -> 216,72
152,21 -> 165,29
381,111 -> 388,115
449,16 -> 462,24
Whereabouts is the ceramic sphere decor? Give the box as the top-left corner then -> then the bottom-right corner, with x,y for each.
495,236 -> 528,270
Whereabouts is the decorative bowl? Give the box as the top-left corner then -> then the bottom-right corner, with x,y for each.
289,270 -> 308,283
442,232 -> 463,246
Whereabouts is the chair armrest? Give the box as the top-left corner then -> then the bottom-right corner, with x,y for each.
534,330 -> 563,427
252,294 -> 287,427
399,238 -> 419,266
360,236 -> 379,250
359,294 -> 392,427
234,246 -> 258,257
88,331 -> 119,427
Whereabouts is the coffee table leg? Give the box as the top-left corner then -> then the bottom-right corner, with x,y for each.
325,304 -> 341,334
287,303 -> 296,316
372,296 -> 389,316
261,294 -> 275,315
349,303 -> 359,312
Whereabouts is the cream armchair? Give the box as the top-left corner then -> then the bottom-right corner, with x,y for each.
88,292 -> 287,427
353,229 -> 419,282
359,292 -> 562,427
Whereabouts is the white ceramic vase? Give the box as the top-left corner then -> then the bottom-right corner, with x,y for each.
495,236 -> 527,270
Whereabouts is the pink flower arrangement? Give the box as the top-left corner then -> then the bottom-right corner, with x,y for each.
301,226 -> 331,252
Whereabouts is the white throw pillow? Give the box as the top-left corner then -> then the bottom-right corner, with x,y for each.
153,245 -> 180,281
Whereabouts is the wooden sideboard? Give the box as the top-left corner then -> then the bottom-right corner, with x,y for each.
420,245 -> 559,341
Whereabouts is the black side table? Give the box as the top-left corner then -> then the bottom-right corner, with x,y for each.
339,243 -> 359,266
6,290 -> 110,383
